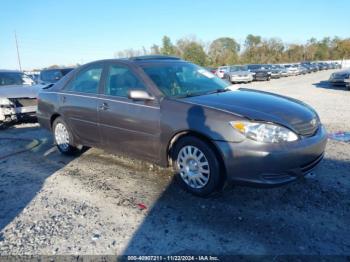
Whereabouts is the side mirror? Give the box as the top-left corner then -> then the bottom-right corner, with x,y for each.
128,89 -> 155,101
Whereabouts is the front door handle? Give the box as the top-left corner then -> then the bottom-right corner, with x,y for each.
99,102 -> 109,111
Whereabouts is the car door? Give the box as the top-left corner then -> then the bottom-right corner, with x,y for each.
98,62 -> 161,161
59,63 -> 104,146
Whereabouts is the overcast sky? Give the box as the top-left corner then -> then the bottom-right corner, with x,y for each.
1,0 -> 349,70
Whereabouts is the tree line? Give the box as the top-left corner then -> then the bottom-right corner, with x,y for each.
115,35 -> 350,67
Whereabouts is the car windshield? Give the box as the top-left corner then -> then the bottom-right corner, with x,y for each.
41,69 -> 73,83
247,65 -> 262,70
141,63 -> 231,98
230,66 -> 247,72
0,72 -> 29,86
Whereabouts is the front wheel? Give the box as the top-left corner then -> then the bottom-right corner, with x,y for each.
53,117 -> 78,155
172,136 -> 224,197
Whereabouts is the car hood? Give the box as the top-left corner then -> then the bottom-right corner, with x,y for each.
0,84 -> 44,99
181,89 -> 317,132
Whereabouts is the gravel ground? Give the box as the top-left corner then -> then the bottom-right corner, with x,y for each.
0,70 -> 349,256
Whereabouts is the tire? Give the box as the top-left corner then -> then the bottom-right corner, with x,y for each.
172,136 -> 224,197
52,117 -> 78,155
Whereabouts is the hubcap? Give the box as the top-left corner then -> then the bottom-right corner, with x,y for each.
55,123 -> 70,151
177,145 -> 210,189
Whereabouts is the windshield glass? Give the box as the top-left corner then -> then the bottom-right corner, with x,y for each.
230,65 -> 247,72
141,63 -> 230,97
0,72 -> 28,86
247,64 -> 262,70
40,69 -> 73,83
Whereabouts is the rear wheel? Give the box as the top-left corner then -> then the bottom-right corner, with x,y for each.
53,117 -> 78,155
172,136 -> 224,197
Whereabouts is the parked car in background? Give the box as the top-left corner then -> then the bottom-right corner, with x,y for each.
334,62 -> 342,69
329,70 -> 350,89
215,66 -> 230,78
247,64 -> 272,81
37,56 -> 327,196
0,70 -> 42,126
317,63 -> 328,70
223,65 -> 254,83
301,63 -> 316,73
205,67 -> 217,74
284,64 -> 299,76
0,70 -> 35,86
263,64 -> 282,79
298,65 -> 309,75
38,68 -> 74,85
272,65 -> 289,77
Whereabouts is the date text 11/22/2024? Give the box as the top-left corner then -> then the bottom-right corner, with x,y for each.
127,255 -> 220,261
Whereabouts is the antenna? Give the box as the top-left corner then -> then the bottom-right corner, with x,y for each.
14,31 -> 22,71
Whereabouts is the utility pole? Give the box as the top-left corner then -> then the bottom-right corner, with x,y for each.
14,31 -> 22,71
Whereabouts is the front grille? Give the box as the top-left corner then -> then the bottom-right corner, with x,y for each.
292,119 -> 319,136
9,98 -> 37,107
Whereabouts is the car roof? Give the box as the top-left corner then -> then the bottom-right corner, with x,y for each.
79,56 -> 187,68
41,67 -> 75,71
0,69 -> 22,73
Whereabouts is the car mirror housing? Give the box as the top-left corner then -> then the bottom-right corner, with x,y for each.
128,89 -> 155,101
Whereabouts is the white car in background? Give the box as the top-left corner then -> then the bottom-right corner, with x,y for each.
284,64 -> 300,76
215,66 -> 230,78
223,65 -> 254,83
0,70 -> 43,126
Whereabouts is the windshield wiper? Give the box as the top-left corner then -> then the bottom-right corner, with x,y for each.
205,88 -> 231,95
176,88 -> 230,98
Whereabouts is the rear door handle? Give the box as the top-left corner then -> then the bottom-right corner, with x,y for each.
99,102 -> 109,111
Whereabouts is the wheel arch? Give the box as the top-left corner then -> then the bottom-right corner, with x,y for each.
167,130 -> 227,179
50,113 -> 61,128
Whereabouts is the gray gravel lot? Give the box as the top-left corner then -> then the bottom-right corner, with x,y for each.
0,70 -> 349,256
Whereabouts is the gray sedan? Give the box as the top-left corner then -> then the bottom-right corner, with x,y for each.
37,56 -> 327,196
224,65 -> 254,83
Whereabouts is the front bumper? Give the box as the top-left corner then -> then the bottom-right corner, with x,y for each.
214,125 -> 328,186
254,74 -> 270,80
0,105 -> 37,123
230,75 -> 253,82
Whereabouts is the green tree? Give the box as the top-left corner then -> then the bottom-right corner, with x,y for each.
241,34 -> 262,63
150,44 -> 161,54
284,44 -> 305,62
333,38 -> 350,59
181,41 -> 207,66
208,37 -> 240,66
160,36 -> 177,56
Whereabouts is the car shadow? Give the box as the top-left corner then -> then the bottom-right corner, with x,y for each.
0,124 -> 77,240
122,105 -> 350,256
122,157 -> 350,255
313,81 -> 349,91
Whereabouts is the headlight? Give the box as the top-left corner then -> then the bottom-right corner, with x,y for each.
230,121 -> 298,143
0,97 -> 13,106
